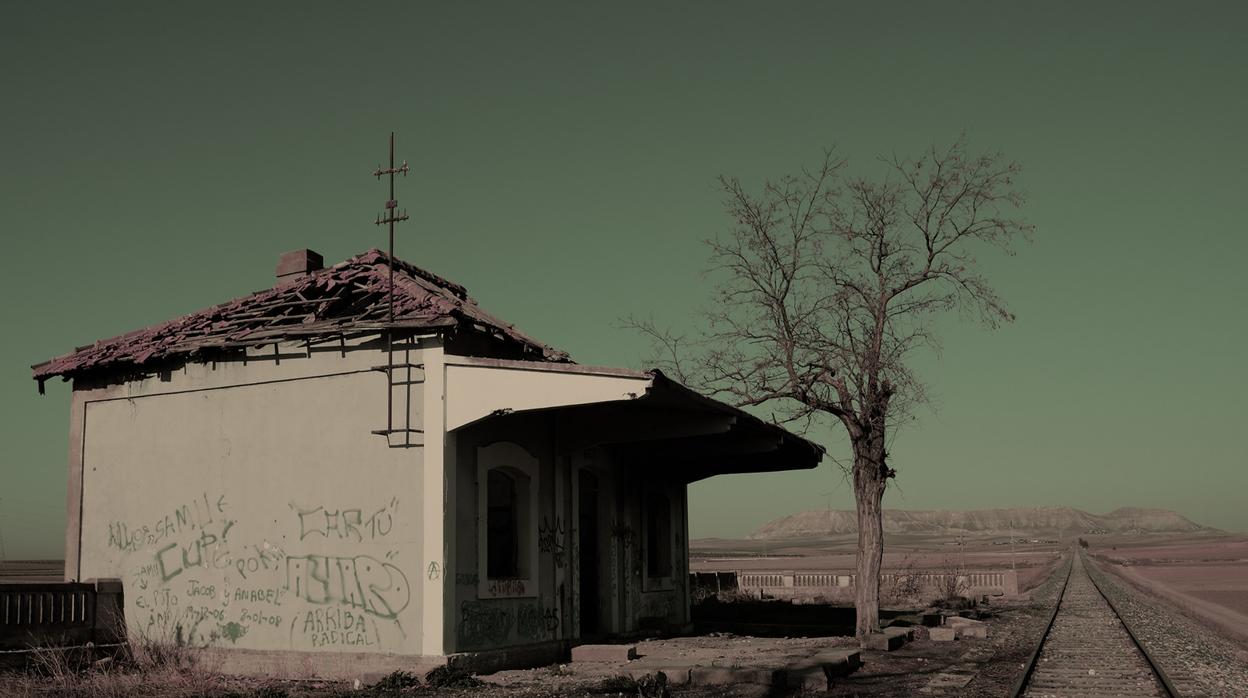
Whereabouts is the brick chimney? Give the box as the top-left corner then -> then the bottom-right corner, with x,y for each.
275,249 -> 323,283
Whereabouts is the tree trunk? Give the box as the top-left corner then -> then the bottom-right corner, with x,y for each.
853,434 -> 888,641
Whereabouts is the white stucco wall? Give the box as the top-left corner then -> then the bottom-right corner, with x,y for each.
73,336 -> 438,657
444,358 -> 651,431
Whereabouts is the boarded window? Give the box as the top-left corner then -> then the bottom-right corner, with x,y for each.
645,492 -> 672,578
487,469 -> 519,578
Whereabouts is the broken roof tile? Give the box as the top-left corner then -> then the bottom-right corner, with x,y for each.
32,249 -> 569,383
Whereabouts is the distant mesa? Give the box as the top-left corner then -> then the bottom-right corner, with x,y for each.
748,506 -> 1212,539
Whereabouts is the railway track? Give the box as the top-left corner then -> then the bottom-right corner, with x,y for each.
1012,551 -> 1182,697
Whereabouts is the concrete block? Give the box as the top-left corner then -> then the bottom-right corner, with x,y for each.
945,616 -> 983,627
449,639 -> 567,674
863,632 -> 904,651
958,624 -> 988,639
883,626 -> 915,642
928,627 -> 958,642
787,648 -> 862,689
819,648 -> 862,675
623,660 -> 698,686
689,666 -> 785,688
788,669 -> 827,693
571,644 -> 638,662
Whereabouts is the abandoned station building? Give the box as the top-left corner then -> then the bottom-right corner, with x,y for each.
32,249 -> 822,675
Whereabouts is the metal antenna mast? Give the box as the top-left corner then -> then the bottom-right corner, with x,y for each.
370,133 -> 421,448
373,131 -> 410,322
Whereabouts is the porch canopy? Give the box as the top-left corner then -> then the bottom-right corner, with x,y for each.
445,356 -> 823,482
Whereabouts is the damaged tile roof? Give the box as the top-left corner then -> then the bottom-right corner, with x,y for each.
32,249 -> 569,388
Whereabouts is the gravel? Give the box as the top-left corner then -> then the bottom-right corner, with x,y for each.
1084,556 -> 1248,698
958,555 -> 1071,697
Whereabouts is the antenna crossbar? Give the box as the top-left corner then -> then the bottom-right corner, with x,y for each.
373,161 -> 410,178
374,212 -> 410,226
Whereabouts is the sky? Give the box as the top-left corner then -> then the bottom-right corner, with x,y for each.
2,1 -> 1245,559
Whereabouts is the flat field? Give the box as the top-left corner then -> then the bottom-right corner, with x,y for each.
0,559 -> 62,582
1088,533 -> 1248,646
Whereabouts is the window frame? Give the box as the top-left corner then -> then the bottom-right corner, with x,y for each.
477,441 -> 539,599
642,487 -> 675,591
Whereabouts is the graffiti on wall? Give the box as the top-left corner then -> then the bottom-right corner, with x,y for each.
290,498 -> 398,542
458,599 -> 559,648
292,607 -> 379,649
485,578 -> 529,597
538,516 -> 566,568
458,601 -> 513,647
108,493 -> 229,554
517,601 -> 559,640
283,554 -> 410,620
107,492 -> 414,653
154,518 -> 236,582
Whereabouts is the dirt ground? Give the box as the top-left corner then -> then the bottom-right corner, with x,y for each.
0,584 -> 1068,697
22,535 -> 1246,696
1087,534 -> 1248,648
1088,533 -> 1248,564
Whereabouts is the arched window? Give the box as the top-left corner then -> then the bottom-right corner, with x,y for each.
477,441 -> 539,597
487,468 -> 520,578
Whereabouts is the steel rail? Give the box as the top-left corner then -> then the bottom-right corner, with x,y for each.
1081,551 -> 1183,698
1007,549 -> 1074,698
1010,549 -> 1181,698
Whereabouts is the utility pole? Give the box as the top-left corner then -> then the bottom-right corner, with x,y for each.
1009,519 -> 1016,571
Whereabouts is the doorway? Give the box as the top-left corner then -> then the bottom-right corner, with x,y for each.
578,469 -> 601,637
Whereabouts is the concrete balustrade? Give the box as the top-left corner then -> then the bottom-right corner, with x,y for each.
0,578 -> 125,652
695,568 -> 1018,599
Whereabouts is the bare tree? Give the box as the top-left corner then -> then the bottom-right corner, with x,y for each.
631,139 -> 1033,639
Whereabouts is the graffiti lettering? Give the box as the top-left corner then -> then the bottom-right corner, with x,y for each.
517,602 -> 560,640
109,493 -> 227,552
458,601 -> 513,647
538,516 -> 567,568
239,608 -> 282,628
184,604 -> 226,625
290,498 -> 397,542
454,573 -> 479,586
284,554 -> 410,620
233,542 -> 285,580
155,520 -> 235,582
486,578 -> 528,597
129,561 -> 160,591
298,607 -> 375,648
187,579 -> 216,598
232,586 -> 285,606
134,588 -> 178,612
108,522 -> 150,553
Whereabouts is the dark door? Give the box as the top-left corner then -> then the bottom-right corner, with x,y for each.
578,470 -> 600,636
